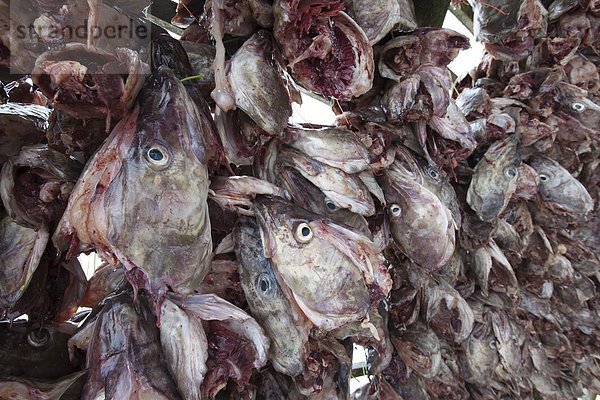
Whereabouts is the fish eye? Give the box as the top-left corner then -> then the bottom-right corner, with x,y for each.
389,204 -> 401,217
571,102 -> 586,112
324,198 -> 338,211
294,222 -> 313,243
574,271 -> 582,279
504,167 -> 518,178
145,145 -> 170,167
27,328 -> 50,348
426,165 -> 440,180
489,340 -> 497,350
256,273 -> 275,295
539,174 -> 549,182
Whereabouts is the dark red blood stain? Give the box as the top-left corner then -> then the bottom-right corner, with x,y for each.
289,0 -> 345,34
14,168 -> 70,226
293,25 -> 356,98
201,321 -> 258,398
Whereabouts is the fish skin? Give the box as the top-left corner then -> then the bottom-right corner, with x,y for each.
228,31 -> 292,136
529,155 -> 593,215
467,135 -> 521,222
383,159 -> 456,272
233,216 -> 308,377
343,0 -> 416,45
159,298 -> 208,400
0,213 -> 48,309
253,196 -> 389,330
53,66 -> 213,305
82,294 -> 181,400
277,146 -> 376,216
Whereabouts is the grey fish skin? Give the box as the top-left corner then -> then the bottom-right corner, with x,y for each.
54,66 -> 212,304
253,196 -> 390,331
159,298 -> 208,400
277,146 -> 376,216
274,167 -> 371,237
391,321 -> 442,379
0,213 -> 48,309
467,135 -> 521,222
233,216 -> 308,377
461,321 -> 499,385
229,31 -> 292,136
404,147 -> 462,229
343,0 -> 417,45
382,159 -> 456,272
82,294 -> 181,400
529,156 -> 593,215
281,125 -> 372,174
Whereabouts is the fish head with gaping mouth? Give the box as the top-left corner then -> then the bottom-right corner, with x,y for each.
253,196 -> 390,331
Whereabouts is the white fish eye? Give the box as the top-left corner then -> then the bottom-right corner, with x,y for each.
426,165 -> 440,180
256,273 -> 275,295
504,167 -> 518,178
390,204 -> 402,217
574,271 -> 582,279
489,340 -> 497,350
539,174 -> 549,182
294,222 -> 313,243
27,328 -> 50,348
145,146 -> 169,167
324,198 -> 338,211
571,102 -> 586,112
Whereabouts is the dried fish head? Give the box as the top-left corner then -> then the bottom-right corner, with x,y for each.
82,294 -> 181,400
234,217 -> 308,376
467,135 -> 521,221
276,146 -> 376,216
462,320 -> 500,385
391,321 -> 442,379
383,158 -> 456,271
273,0 -> 374,100
254,196 -> 390,330
529,155 -> 593,215
228,31 -> 292,136
343,0 -> 417,44
54,67 -> 212,304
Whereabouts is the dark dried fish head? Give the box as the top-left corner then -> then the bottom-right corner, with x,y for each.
467,135 -> 521,221
529,155 -> 593,215
383,157 -> 456,272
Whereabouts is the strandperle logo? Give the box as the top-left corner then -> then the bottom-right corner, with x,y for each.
8,0 -> 151,74
14,18 -> 149,42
